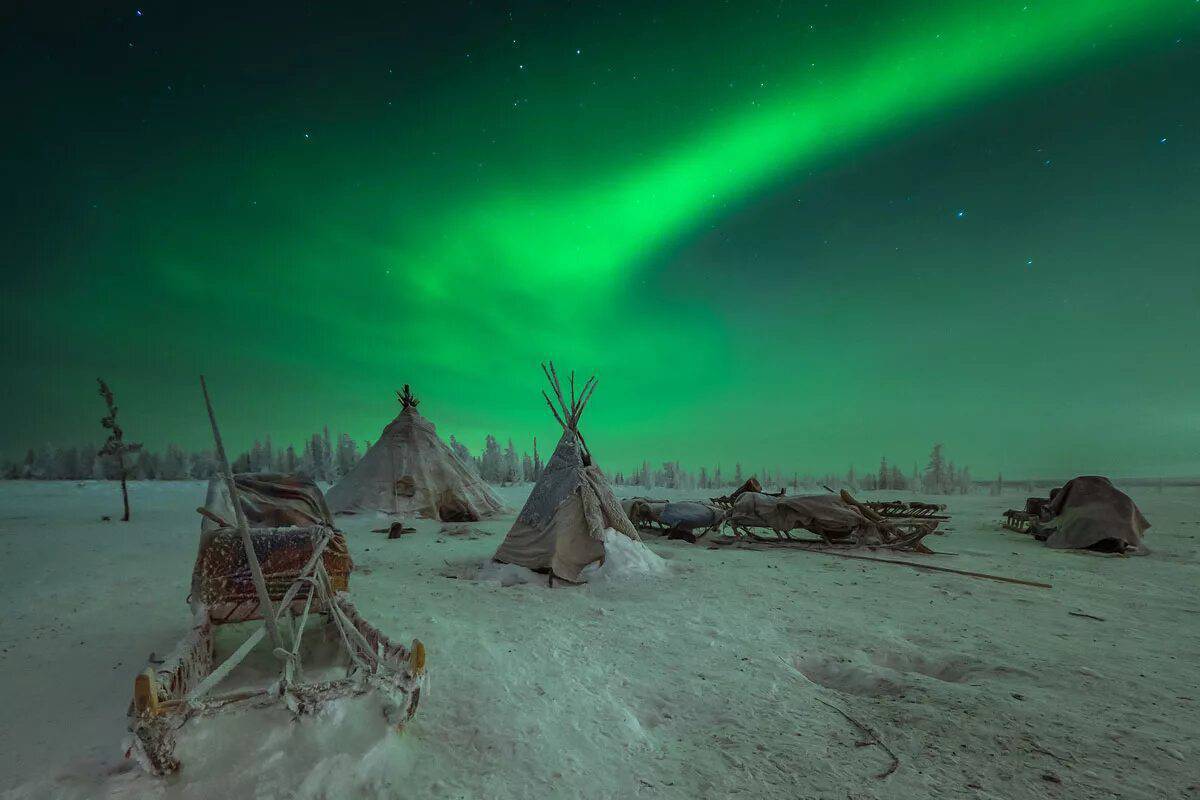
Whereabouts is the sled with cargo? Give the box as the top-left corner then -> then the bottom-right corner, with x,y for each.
717,489 -> 944,553
123,379 -> 426,776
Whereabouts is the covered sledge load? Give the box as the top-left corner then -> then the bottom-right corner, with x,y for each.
723,490 -> 941,552
1031,476 -> 1150,553
326,384 -> 504,520
493,363 -> 641,582
624,497 -> 726,542
194,473 -> 352,623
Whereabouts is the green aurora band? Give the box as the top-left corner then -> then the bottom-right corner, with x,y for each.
5,0 -> 1197,477
403,0 -> 1181,349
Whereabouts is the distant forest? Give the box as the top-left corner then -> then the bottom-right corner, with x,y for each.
1,433 -> 978,495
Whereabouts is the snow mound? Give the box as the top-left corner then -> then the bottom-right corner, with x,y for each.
474,560 -> 544,586
581,528 -> 667,582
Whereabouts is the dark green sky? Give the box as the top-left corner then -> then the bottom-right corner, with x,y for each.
3,1 -> 1198,478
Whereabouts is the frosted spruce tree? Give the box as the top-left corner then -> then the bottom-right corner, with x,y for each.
96,378 -> 142,521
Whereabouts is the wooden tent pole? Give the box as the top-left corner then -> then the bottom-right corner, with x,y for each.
541,390 -> 568,431
199,376 -> 285,652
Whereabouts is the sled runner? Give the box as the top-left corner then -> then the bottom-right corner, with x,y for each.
124,379 -> 426,776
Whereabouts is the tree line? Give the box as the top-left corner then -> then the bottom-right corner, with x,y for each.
4,433 -> 973,497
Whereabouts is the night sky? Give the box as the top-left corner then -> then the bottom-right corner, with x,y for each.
3,1 -> 1198,478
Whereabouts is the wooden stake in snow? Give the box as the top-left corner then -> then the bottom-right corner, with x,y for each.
199,375 -> 284,653
96,378 -> 142,521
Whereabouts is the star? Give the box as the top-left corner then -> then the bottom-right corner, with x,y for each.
135,9 -> 143,16
955,210 -> 966,219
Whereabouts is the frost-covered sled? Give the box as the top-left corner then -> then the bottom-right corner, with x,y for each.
866,499 -> 949,522
1001,495 -> 1051,534
124,382 -> 426,776
718,490 -> 942,553
709,477 -> 784,509
622,497 -> 726,542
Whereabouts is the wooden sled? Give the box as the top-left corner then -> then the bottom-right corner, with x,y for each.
125,378 -> 427,776
720,490 -> 942,553
709,477 -> 784,509
1001,509 -> 1036,533
720,519 -> 941,554
125,527 -> 426,775
865,500 -> 950,522
1002,495 -> 1050,535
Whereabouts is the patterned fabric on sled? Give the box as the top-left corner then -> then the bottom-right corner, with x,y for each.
192,474 -> 351,622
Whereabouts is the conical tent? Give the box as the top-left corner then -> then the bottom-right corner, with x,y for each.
326,385 -> 504,520
492,363 -> 639,582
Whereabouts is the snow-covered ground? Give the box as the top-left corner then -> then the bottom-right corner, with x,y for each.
1,480 -> 1197,799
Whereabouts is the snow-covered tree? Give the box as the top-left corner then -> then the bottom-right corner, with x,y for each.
479,435 -> 504,483
96,378 -> 142,521
502,439 -> 520,484
922,444 -> 946,494
335,433 -> 359,477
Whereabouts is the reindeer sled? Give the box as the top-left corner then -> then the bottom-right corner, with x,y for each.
622,497 -> 726,542
124,379 -> 426,776
709,477 -> 784,509
715,490 -> 943,553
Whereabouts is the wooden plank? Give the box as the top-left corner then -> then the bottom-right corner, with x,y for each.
133,669 -> 159,715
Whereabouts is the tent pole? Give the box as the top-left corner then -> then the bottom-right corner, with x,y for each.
199,376 -> 285,653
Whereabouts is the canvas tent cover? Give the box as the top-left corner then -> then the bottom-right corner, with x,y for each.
326,401 -> 504,521
1035,476 -> 1150,552
728,492 -> 885,542
192,474 -> 351,620
494,433 -> 638,582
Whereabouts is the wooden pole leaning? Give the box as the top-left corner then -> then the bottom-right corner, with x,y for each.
199,375 -> 285,654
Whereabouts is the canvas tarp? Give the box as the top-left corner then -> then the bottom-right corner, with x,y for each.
728,492 -> 884,543
200,472 -> 335,531
493,432 -> 638,582
193,474 -> 351,621
1035,476 -> 1150,552
326,405 -> 504,521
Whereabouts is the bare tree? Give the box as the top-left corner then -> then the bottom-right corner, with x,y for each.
97,378 -> 142,521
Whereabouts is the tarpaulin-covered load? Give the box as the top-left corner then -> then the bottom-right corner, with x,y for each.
1032,476 -> 1150,553
193,474 -> 351,622
622,497 -> 668,527
623,498 -> 725,540
200,472 -> 336,530
326,385 -> 504,521
492,364 -> 641,583
728,492 -> 886,544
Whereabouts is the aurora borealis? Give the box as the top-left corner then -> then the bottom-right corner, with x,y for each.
3,1 -> 1199,477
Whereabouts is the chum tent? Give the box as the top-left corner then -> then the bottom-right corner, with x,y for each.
326,385 -> 504,521
492,363 -> 640,582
